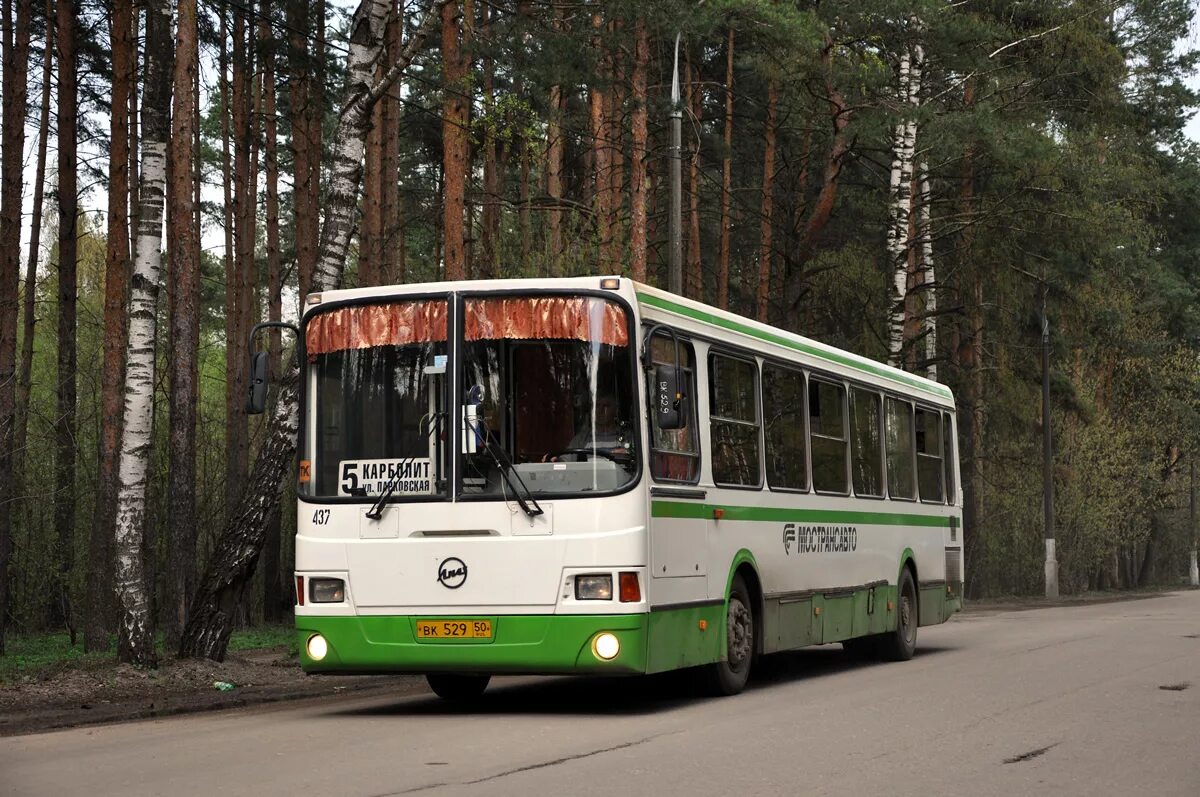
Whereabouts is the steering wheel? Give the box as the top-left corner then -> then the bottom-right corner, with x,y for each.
549,447 -> 624,463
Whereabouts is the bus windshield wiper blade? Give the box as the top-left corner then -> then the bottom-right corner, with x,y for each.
469,417 -> 543,518
365,456 -> 416,520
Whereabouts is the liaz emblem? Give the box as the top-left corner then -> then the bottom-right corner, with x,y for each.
437,557 -> 468,589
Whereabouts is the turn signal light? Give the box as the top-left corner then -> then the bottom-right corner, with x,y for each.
619,572 -> 640,603
295,575 -> 304,606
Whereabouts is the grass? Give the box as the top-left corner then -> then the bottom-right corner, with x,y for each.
0,624 -> 297,686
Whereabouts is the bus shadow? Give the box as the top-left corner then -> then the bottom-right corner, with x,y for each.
323,644 -> 956,719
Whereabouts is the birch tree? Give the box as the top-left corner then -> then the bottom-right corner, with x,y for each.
113,0 -> 172,668
886,41 -> 923,368
181,0 -> 452,661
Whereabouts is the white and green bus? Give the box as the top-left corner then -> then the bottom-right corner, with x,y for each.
286,276 -> 962,698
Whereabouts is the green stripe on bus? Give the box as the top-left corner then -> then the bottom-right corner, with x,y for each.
635,291 -> 954,400
651,500 -> 954,527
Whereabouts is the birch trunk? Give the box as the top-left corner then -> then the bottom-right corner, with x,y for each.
886,44 -> 922,368
181,0 -> 450,661
919,165 -> 937,381
629,17 -> 648,283
0,0 -> 32,656
166,0 -> 199,649
115,0 -> 172,668
89,0 -> 133,652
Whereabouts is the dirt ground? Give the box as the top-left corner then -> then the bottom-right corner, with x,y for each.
0,646 -> 425,737
0,589 -> 1185,738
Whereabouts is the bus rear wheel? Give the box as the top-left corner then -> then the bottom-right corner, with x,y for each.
702,573 -> 755,696
426,673 -> 491,700
878,567 -> 918,662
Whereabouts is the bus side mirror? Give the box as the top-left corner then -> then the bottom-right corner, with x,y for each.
654,365 -> 686,430
247,351 -> 269,415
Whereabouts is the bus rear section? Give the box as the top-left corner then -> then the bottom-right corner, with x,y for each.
292,285 -> 656,679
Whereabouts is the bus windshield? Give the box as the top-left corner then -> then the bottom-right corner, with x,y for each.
304,299 -> 449,499
461,295 -> 638,496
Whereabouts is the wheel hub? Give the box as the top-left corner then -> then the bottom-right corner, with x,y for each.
727,597 -> 753,667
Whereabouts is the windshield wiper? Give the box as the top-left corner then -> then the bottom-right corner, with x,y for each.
468,416 -> 544,518
364,456 -> 417,520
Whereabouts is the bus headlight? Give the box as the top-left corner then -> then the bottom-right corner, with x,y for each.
309,578 -> 345,603
306,634 -> 328,661
592,632 -> 620,661
575,574 -> 613,600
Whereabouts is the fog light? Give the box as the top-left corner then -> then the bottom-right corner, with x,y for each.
592,632 -> 620,661
307,634 -> 328,661
310,577 -> 345,603
575,574 -> 613,600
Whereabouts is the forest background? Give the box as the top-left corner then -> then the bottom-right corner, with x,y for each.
1,0 -> 1199,665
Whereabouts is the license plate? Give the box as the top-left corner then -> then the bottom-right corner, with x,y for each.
416,619 -> 493,639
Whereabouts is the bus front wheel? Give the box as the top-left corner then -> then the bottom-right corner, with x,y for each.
426,673 -> 491,700
703,573 -> 755,696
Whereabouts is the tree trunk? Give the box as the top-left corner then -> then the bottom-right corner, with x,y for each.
958,78 -> 983,593
181,0 -> 450,661
886,44 -> 922,368
166,0 -> 199,649
262,16 -> 285,622
361,48 -> 384,286
685,59 -> 702,301
288,0 -> 316,299
227,7 -> 253,514
14,0 -> 50,485
755,78 -> 778,323
919,165 -> 937,380
53,0 -> 78,638
88,0 -> 134,652
629,16 -> 648,283
441,0 -> 467,281
380,0 -> 402,285
477,1 -> 497,279
545,1 -> 564,268
718,27 -> 733,310
0,0 -> 32,656
115,0 -> 172,668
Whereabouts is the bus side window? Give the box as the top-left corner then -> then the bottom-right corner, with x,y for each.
809,378 -> 849,494
915,407 -> 944,503
885,398 -> 916,500
648,333 -> 700,483
709,352 -> 761,487
943,412 -> 957,505
763,364 -> 807,491
850,387 -> 884,498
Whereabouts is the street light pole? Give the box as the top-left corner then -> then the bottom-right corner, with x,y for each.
668,33 -> 683,296
1042,282 -> 1059,598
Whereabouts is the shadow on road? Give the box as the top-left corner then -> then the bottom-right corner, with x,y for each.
322,644 -> 957,720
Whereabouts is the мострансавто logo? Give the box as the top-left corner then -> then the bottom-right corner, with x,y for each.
782,523 -> 857,555
437,557 -> 468,589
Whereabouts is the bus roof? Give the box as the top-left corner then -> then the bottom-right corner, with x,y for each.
632,281 -> 955,405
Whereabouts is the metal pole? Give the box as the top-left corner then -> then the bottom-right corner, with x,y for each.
1190,459 -> 1198,586
668,33 -> 683,296
1042,282 -> 1058,598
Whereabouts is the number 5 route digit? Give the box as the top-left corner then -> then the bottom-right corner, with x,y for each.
340,462 -> 359,494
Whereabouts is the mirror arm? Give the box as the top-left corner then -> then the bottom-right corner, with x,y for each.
641,323 -> 681,373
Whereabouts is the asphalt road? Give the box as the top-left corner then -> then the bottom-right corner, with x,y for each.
3,591 -> 1199,797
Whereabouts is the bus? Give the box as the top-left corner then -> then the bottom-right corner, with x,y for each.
277,276 -> 963,699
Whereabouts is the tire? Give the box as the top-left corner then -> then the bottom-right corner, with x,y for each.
425,673 -> 491,700
702,573 -> 755,696
878,567 -> 918,662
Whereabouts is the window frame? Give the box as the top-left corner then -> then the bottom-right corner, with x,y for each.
760,360 -> 810,494
645,327 -> 702,486
884,395 -> 918,502
808,375 -> 851,497
943,411 -> 958,506
915,403 -> 946,505
707,348 -> 764,490
848,385 -> 886,501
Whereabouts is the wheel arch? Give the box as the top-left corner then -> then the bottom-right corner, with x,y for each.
898,547 -> 919,623
725,549 -> 764,655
